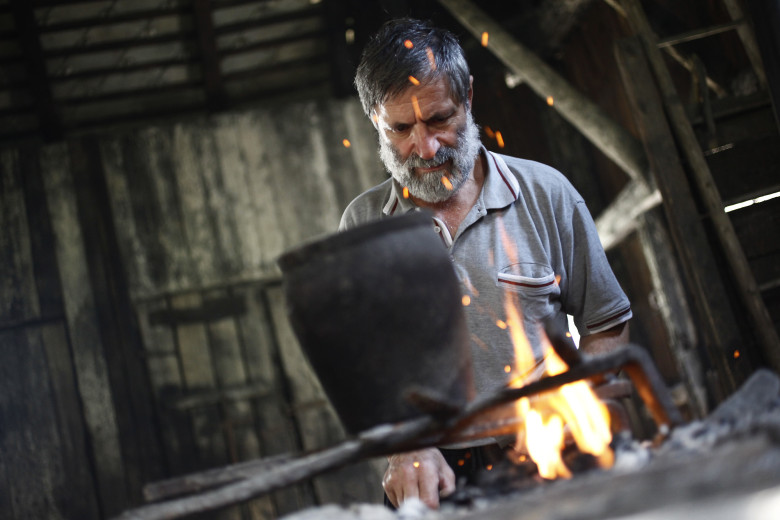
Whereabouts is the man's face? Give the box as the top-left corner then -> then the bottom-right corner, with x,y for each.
374,76 -> 481,203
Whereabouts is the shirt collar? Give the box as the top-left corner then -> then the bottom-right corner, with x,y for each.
381,145 -> 520,215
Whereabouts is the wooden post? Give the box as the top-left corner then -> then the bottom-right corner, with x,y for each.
436,0 -> 649,184
615,36 -> 748,395
621,0 -> 780,376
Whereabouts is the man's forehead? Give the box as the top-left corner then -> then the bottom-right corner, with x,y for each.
375,78 -> 457,119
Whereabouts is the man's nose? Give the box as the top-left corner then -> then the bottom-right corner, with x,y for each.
412,125 -> 440,160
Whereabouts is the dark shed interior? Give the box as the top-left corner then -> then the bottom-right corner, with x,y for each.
1,0 -> 779,519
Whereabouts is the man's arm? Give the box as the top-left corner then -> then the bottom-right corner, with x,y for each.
578,321 -> 630,355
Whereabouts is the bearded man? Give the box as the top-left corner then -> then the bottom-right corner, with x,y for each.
339,18 -> 632,510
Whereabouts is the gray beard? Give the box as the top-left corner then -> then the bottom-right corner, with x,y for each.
379,110 -> 481,203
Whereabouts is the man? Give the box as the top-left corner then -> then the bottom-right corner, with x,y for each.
339,18 -> 631,509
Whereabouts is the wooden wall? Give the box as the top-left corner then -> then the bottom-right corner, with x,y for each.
0,97 -> 387,519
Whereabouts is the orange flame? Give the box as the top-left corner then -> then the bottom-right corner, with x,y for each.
498,222 -> 612,480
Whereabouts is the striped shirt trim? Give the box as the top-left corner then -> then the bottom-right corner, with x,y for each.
500,278 -> 556,289
490,153 -> 518,200
586,306 -> 632,329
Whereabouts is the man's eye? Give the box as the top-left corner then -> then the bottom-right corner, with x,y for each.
392,125 -> 409,133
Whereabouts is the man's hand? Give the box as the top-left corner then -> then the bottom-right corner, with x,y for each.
383,448 -> 455,509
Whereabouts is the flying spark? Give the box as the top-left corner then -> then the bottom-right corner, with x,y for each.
411,95 -> 423,119
402,186 -> 410,199
496,131 -> 505,148
426,47 -> 436,70
342,139 -> 351,148
404,39 -> 414,49
547,96 -> 554,106
441,176 -> 453,190
481,32 -> 489,46
408,75 -> 420,86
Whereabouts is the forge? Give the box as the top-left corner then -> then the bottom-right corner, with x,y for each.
113,213 -> 780,520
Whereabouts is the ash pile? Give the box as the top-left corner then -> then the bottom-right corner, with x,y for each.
281,369 -> 780,520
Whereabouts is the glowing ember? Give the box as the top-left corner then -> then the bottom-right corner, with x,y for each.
484,126 -> 495,139
496,319 -> 507,329
457,459 -> 465,466
462,295 -> 471,306
486,464 -> 493,471
441,176 -> 453,190
342,139 -> 351,148
734,350 -> 741,359
402,186 -> 410,199
496,131 -> 505,148
411,95 -> 423,119
481,32 -> 489,47
547,96 -> 554,106
426,47 -> 436,70
413,461 -> 420,468
504,365 -> 511,373
404,39 -> 414,49
566,332 -> 572,338
408,75 -> 420,86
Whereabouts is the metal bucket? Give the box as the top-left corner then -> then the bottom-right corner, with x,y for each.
277,212 -> 474,434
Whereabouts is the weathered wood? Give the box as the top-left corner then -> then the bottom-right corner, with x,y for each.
636,210 -> 707,417
0,148 -> 40,328
595,179 -> 661,251
170,291 -> 241,520
722,0 -> 768,90
70,135 -> 167,500
136,297 -> 200,477
193,0 -> 227,111
41,142 -> 128,514
621,0 -> 780,376
266,285 -> 384,505
614,36 -> 747,394
437,0 -> 649,183
0,328 -> 64,519
240,285 -> 318,515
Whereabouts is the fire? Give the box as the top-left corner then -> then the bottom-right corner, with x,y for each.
504,290 -> 613,479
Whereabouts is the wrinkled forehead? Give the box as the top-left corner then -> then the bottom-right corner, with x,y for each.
373,76 -> 458,119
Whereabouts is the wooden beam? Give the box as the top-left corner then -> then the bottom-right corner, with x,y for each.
9,2 -> 62,141
193,0 -> 227,111
595,179 -> 661,251
615,36 -> 749,394
622,0 -> 780,377
745,0 -> 780,129
437,0 -> 649,184
722,0 -> 769,89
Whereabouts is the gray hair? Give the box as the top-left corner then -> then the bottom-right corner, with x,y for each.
354,18 -> 471,117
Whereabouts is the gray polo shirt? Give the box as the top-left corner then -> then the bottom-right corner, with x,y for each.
339,146 -> 631,396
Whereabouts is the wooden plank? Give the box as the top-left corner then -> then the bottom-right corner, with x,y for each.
266,285 -> 384,506
70,135 -> 167,498
205,287 -> 275,519
0,147 -> 40,328
41,141 -> 128,515
193,0 -> 227,111
136,297 -> 200,477
19,141 -> 64,319
614,36 -> 749,394
170,291 -> 240,520
9,1 -> 61,140
0,326 -> 76,519
622,0 -> 780,378
237,283 -> 317,515
40,321 -> 102,519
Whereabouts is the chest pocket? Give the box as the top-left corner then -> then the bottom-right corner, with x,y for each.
496,262 -> 560,324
